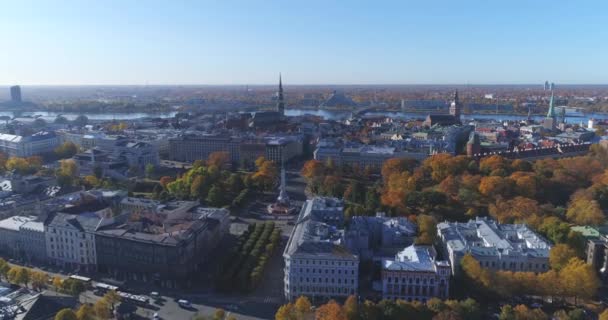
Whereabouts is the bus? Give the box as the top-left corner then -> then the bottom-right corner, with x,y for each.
118,291 -> 149,306
93,282 -> 119,294
68,275 -> 92,288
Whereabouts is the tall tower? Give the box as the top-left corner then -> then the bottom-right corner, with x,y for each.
449,90 -> 461,121
277,74 -> 285,115
10,86 -> 21,103
543,82 -> 557,130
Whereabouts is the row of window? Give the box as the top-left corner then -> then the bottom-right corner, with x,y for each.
386,276 -> 441,285
294,259 -> 355,267
290,286 -> 355,295
294,268 -> 356,275
294,277 -> 356,285
478,260 -> 546,271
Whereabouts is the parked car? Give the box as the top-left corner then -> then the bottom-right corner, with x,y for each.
178,299 -> 192,308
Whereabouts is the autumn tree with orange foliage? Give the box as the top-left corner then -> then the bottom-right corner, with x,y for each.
478,176 -> 514,198
315,300 -> 346,320
301,160 -> 326,181
207,151 -> 230,170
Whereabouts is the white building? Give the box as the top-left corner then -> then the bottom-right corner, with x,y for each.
0,216 -> 47,263
0,131 -> 60,157
381,245 -> 450,302
283,197 -> 358,301
437,217 -> 552,275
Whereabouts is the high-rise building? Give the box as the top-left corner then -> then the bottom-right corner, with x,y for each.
10,86 -> 22,103
449,90 -> 461,121
277,74 -> 285,115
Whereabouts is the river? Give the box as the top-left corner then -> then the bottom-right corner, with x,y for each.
285,109 -> 608,123
0,111 -> 178,121
6,109 -> 608,124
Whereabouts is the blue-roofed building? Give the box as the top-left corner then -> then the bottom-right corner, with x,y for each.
381,245 -> 450,302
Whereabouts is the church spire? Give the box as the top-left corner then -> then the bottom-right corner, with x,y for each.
277,73 -> 285,115
449,90 -> 461,122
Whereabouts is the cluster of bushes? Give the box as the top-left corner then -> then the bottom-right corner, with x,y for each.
276,295 -> 482,320
231,188 -> 251,208
217,222 -> 281,292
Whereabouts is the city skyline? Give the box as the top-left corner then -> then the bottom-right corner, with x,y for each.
1,0 -> 607,85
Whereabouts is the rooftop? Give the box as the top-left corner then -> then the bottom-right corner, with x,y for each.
437,217 -> 551,258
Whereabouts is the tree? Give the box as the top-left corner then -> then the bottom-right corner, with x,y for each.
213,308 -> 226,320
294,296 -> 312,318
145,164 -> 155,178
227,173 -> 244,194
549,244 -> 578,271
416,215 -> 437,245
76,304 -> 95,320
479,155 -> 509,175
159,176 -> 174,188
102,290 -> 120,310
73,115 -> 88,127
479,176 -> 513,198
52,276 -> 63,290
433,310 -> 462,320
0,258 -> 9,281
208,152 -> 230,170
57,159 -> 79,187
560,258 -> 599,304
93,299 -> 111,320
499,305 -> 515,320
275,303 -> 296,320
6,157 -> 30,174
301,160 -> 325,180
82,175 -> 99,189
381,158 -> 417,181
14,267 -> 30,287
55,308 -> 77,320
316,300 -> 346,320
55,142 -> 79,159
206,185 -> 225,206
359,300 -> 379,320
31,271 -> 48,291
365,188 -> 380,212
343,295 -> 358,320
566,195 -> 604,225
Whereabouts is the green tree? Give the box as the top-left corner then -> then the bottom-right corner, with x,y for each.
55,142 -> 79,159
206,184 -> 225,206
145,164 -> 155,178
344,295 -> 359,320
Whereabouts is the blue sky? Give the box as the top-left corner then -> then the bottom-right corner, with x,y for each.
1,0 -> 607,85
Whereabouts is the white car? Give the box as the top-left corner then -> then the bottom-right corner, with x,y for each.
178,299 -> 192,308
152,312 -> 160,320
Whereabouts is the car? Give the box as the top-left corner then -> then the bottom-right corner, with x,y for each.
150,291 -> 160,299
152,312 -> 160,320
178,299 -> 192,308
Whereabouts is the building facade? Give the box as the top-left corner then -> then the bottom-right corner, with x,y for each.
437,217 -> 551,275
381,245 -> 450,302
0,131 -> 61,157
283,197 -> 358,301
95,208 -> 229,288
